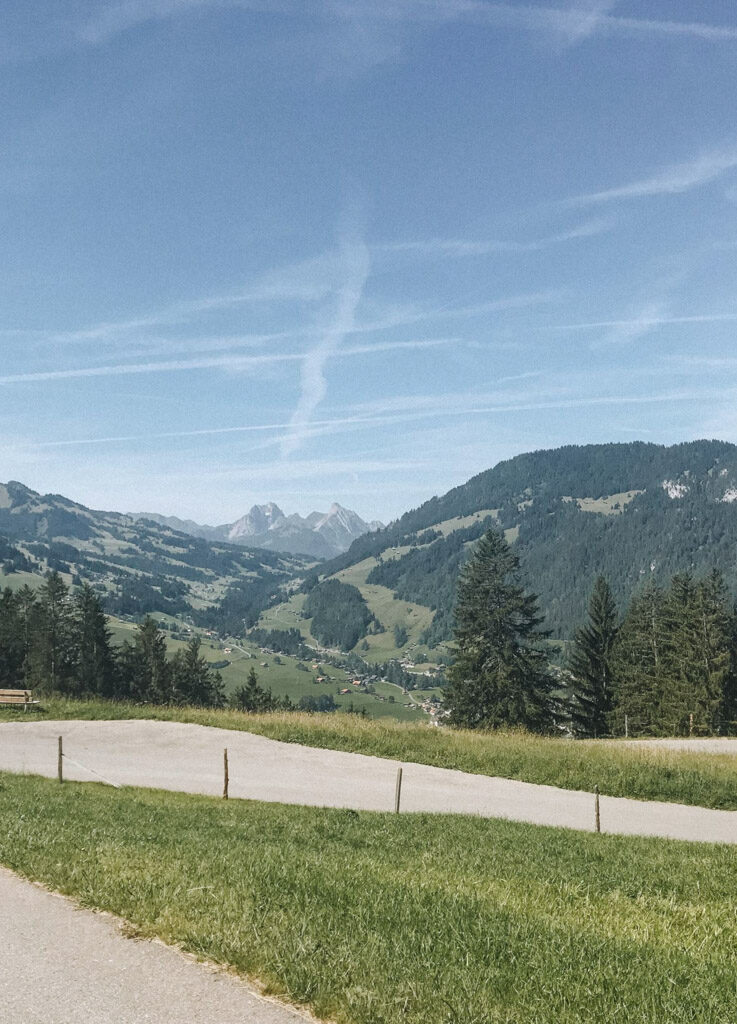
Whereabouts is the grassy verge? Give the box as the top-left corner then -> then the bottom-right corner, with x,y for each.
4,697 -> 737,809
1,773 -> 736,1024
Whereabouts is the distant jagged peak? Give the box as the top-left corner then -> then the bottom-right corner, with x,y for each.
227,502 -> 286,540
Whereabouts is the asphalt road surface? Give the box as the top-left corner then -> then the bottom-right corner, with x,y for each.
0,719 -> 736,842
0,867 -> 314,1024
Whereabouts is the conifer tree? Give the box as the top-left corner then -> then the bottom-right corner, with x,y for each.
230,666 -> 277,712
118,617 -> 171,703
0,588 -> 23,687
73,584 -> 117,698
27,572 -> 75,694
610,580 -> 665,735
662,570 -> 732,734
16,585 -> 37,675
445,529 -> 556,732
568,576 -> 618,737
170,635 -> 225,707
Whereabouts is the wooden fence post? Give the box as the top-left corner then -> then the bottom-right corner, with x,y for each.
223,748 -> 229,800
624,714 -> 628,738
58,736 -> 63,783
394,767 -> 403,814
689,712 -> 694,737
594,784 -> 600,833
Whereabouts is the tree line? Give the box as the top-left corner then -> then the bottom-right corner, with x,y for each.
0,572 -> 363,717
446,529 -> 737,737
0,573 -> 224,707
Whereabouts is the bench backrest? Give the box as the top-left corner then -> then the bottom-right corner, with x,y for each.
0,689 -> 33,702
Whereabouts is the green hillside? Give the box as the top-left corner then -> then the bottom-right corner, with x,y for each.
0,481 -> 309,634
272,440 -> 737,653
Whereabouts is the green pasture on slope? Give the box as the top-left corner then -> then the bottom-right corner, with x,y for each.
1,774 -> 736,1024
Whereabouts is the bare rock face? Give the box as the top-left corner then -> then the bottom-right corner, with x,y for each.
132,500 -> 384,559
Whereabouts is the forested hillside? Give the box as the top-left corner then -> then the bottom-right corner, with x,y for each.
302,441 -> 737,646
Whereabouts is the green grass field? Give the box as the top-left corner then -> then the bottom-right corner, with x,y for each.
1,773 -> 736,1024
5,699 -> 737,809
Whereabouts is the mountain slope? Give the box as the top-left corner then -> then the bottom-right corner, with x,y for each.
288,440 -> 737,652
0,481 -> 308,631
132,502 -> 382,558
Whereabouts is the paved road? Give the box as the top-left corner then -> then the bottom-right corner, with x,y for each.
0,867 -> 313,1024
0,719 -> 736,843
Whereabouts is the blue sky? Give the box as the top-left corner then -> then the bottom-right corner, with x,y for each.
3,0 -> 737,524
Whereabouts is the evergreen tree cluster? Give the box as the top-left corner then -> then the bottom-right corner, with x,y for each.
0,572 -> 225,707
447,528 -> 737,737
596,570 -> 737,737
303,579 -> 380,650
247,627 -> 312,659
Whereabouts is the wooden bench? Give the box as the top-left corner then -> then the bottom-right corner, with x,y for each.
0,689 -> 40,710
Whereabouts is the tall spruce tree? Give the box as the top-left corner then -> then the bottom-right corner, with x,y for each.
16,585 -> 37,678
610,580 -> 666,735
445,529 -> 556,732
661,570 -> 732,735
0,588 -> 24,687
73,584 -> 117,698
568,576 -> 618,738
118,617 -> 171,703
27,572 -> 76,694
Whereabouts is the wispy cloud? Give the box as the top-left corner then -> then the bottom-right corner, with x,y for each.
0,336 -> 451,386
548,311 -> 737,331
13,0 -> 734,68
280,212 -> 371,458
378,216 -> 614,257
592,300 -> 670,348
566,142 -> 737,206
426,1 -> 737,45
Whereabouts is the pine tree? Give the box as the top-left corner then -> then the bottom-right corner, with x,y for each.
610,580 -> 666,735
0,588 -> 23,687
170,636 -> 225,707
16,585 -> 37,678
230,666 -> 276,712
694,570 -> 733,733
662,570 -> 732,735
73,584 -> 117,698
568,576 -> 618,737
118,617 -> 171,703
445,529 -> 556,732
27,572 -> 76,694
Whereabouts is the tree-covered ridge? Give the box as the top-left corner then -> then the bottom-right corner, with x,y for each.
303,579 -> 380,650
309,440 -> 737,643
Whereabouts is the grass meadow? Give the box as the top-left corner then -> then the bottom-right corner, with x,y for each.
1,772 -> 736,1024
4,698 -> 737,809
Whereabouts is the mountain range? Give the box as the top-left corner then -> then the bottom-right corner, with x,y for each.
5,440 -> 737,652
0,480 -> 308,630
131,503 -> 383,559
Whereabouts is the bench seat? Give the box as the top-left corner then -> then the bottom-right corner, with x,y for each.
0,689 -> 40,706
